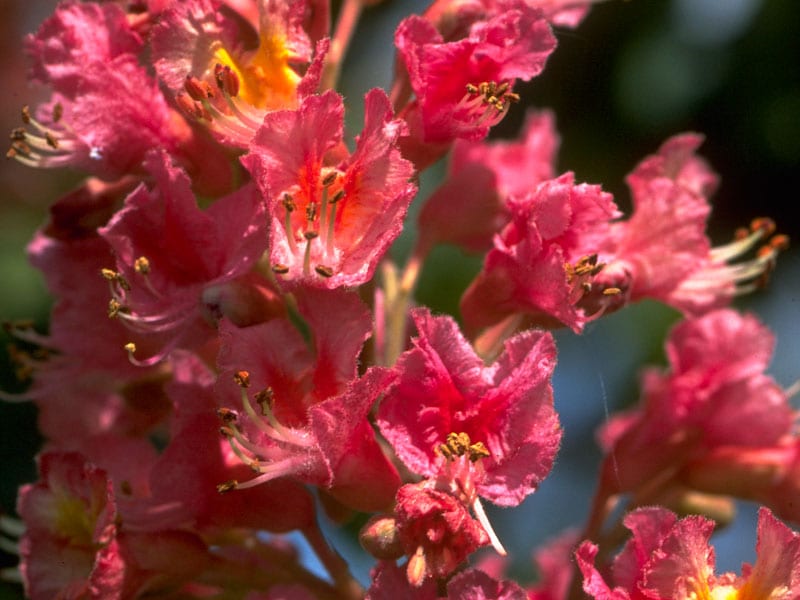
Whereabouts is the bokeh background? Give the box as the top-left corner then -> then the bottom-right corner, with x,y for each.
1,0 -> 798,597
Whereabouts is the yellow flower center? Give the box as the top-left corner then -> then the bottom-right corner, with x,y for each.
212,27 -> 301,110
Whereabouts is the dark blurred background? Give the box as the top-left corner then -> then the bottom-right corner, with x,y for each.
1,0 -> 798,596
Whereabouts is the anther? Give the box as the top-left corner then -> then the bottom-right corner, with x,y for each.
10,128 -> 26,141
282,193 -> 296,212
52,103 -> 63,123
272,263 -> 289,274
134,256 -> 150,275
21,106 -> 31,124
751,217 -> 776,236
214,63 -> 240,97
234,370 -> 250,388
254,387 -> 274,416
217,407 -> 238,423
305,202 -> 318,223
216,480 -> 238,494
603,287 -> 622,295
44,132 -> 58,149
184,76 -> 214,101
108,299 -> 126,318
315,265 -> 334,278
330,190 -> 345,204
321,171 -> 337,186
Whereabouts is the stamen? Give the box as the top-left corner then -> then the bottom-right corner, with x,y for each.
325,190 -> 344,256
303,231 -> 318,276
315,265 -> 334,278
272,263 -> 289,274
471,496 -> 507,556
282,193 -> 298,255
214,63 -> 240,97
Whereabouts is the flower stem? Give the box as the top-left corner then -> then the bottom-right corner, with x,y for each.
321,0 -> 364,91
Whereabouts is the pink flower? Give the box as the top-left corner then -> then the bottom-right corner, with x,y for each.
597,309 -> 793,500
242,89 -> 416,288
99,151 -> 274,363
460,172 -> 620,334
375,308 -> 559,581
418,109 -> 560,253
214,289 -> 400,512
395,2 -> 556,145
378,308 -> 560,507
460,134 -> 787,335
152,0 -> 329,149
17,452 -> 122,600
577,506 -> 800,600
25,2 -> 143,93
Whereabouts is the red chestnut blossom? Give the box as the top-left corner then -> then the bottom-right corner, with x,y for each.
215,289 -> 400,512
378,308 -> 560,506
597,309 -> 793,503
152,0 -> 329,149
461,134 -> 787,335
242,89 -> 416,288
17,452 -> 122,600
577,506 -> 800,600
395,2 -> 556,145
376,309 -> 559,582
461,172 -> 620,334
25,2 -> 143,93
99,151 -> 273,363
418,109 -> 559,253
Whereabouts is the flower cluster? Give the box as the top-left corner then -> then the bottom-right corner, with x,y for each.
1,1 -> 795,599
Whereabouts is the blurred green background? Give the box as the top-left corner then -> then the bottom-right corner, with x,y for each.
1,0 -> 798,596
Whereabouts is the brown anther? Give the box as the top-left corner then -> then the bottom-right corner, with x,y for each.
217,407 -> 238,423
272,263 -> 289,274
21,106 -> 31,124
305,202 -> 318,222
9,141 -> 32,157
134,256 -> 150,274
44,131 -> 59,149
330,190 -> 345,204
603,287 -> 622,295
216,480 -> 238,494
581,282 -> 592,294
303,231 -> 319,241
769,234 -> 790,252
233,370 -> 250,388
219,426 -> 234,437
184,75 -> 214,101
751,217 -> 776,236
254,388 -> 274,416
52,103 -> 63,123
315,265 -> 334,278
176,93 -> 210,120
282,193 -> 296,212
10,128 -> 26,141
214,63 -> 240,97
505,92 -> 520,103
321,171 -> 338,186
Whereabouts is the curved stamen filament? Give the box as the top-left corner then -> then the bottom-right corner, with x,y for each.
239,385 -> 312,449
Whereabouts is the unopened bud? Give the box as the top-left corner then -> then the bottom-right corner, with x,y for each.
359,515 -> 404,560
